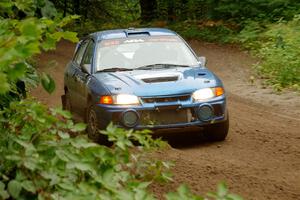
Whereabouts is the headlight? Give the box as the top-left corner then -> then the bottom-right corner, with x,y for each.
192,87 -> 224,101
114,94 -> 140,105
100,94 -> 140,105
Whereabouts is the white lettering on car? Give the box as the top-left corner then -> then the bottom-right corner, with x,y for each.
124,39 -> 144,43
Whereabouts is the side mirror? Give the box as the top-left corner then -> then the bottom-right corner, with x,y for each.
82,64 -> 91,74
198,56 -> 207,66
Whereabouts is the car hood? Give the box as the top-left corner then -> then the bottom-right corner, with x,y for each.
93,67 -> 221,97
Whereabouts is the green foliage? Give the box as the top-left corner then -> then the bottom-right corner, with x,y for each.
166,185 -> 204,200
237,16 -> 300,90
41,73 -> 56,94
0,0 -> 78,107
169,20 -> 234,43
207,182 -> 243,200
0,100 -> 241,200
0,100 -> 169,199
166,183 -> 243,200
52,0 -> 300,25
53,0 -> 140,37
235,20 -> 266,49
153,0 -> 300,22
207,0 -> 300,21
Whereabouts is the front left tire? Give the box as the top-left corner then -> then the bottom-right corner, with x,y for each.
86,104 -> 111,145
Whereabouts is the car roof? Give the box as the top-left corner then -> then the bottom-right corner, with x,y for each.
89,28 -> 178,41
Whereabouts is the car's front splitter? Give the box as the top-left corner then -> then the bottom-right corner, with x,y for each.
93,97 -> 227,130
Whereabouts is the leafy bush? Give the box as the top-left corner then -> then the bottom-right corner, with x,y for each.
0,0 -> 78,107
237,16 -> 300,91
0,99 -> 242,200
168,20 -> 235,43
166,183 -> 243,200
0,100 -> 171,199
209,0 -> 300,21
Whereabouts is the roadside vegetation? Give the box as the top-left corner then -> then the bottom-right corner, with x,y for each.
0,0 -> 241,199
236,16 -> 300,91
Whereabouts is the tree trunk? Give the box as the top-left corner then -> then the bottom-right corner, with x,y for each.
167,0 -> 175,22
73,0 -> 80,15
63,0 -> 67,17
139,0 -> 157,22
83,0 -> 89,20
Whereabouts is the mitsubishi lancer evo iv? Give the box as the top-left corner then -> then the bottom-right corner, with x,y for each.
62,28 -> 229,142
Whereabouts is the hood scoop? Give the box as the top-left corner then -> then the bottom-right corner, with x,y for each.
134,72 -> 181,83
141,76 -> 179,83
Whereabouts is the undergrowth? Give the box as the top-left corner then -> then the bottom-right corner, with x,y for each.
236,16 -> 300,91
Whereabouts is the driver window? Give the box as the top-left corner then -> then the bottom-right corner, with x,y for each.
82,40 -> 95,66
74,40 -> 88,65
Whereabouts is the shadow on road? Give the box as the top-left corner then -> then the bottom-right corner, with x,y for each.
153,130 -> 216,149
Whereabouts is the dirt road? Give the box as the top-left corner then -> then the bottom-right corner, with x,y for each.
31,40 -> 300,200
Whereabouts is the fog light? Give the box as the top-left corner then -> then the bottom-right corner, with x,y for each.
197,105 -> 213,121
121,110 -> 139,127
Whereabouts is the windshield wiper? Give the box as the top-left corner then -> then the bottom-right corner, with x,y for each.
135,64 -> 190,70
96,67 -> 133,72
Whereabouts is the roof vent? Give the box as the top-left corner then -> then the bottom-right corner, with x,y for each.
127,32 -> 150,37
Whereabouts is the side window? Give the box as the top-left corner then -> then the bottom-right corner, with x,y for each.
82,40 -> 95,65
74,40 -> 88,65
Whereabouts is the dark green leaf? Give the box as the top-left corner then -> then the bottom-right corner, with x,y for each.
58,131 -> 70,139
0,73 -> 10,94
217,182 -> 228,197
0,181 -> 9,199
227,194 -> 244,200
41,73 -> 55,94
71,123 -> 87,132
19,19 -> 41,38
7,62 -> 27,81
7,180 -> 22,199
61,31 -> 78,43
41,0 -> 57,18
21,180 -> 36,193
66,162 -> 92,171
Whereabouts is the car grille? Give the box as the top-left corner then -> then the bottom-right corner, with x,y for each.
140,108 -> 193,126
141,95 -> 191,104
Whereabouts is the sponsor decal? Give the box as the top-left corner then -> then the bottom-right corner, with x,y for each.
101,36 -> 180,47
124,39 -> 145,43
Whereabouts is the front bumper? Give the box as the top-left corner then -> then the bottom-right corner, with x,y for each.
93,95 -> 227,130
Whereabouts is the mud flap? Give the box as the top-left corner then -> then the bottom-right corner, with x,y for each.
61,94 -> 66,109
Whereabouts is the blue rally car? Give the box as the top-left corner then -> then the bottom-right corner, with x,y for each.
62,28 -> 229,142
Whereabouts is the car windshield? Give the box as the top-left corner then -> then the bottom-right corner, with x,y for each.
95,36 -> 199,71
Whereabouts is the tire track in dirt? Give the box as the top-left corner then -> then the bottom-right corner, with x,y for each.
31,40 -> 300,200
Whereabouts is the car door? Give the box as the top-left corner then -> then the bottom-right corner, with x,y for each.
68,39 -> 89,113
73,39 -> 95,115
